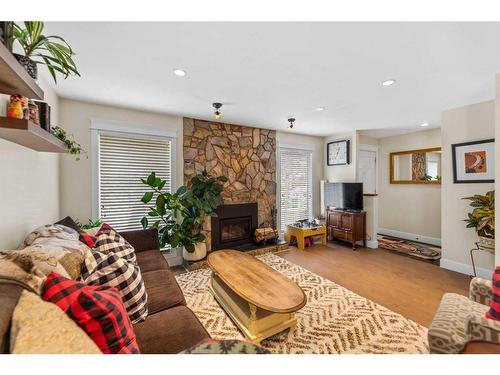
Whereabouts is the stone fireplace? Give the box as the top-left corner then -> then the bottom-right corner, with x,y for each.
211,203 -> 258,250
183,118 -> 277,252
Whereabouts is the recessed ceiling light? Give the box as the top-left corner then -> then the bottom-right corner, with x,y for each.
173,68 -> 186,77
382,79 -> 396,86
421,122 -> 429,127
315,107 -> 325,111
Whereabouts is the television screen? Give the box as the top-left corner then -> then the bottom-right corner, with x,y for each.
324,182 -> 363,211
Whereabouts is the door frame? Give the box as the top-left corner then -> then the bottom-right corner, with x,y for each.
358,144 -> 379,194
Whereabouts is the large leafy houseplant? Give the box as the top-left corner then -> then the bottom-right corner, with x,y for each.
140,170 -> 227,254
9,21 -> 80,82
463,190 -> 495,248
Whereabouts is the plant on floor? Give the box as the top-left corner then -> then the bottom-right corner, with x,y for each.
140,170 -> 227,252
9,21 -> 80,82
51,125 -> 87,160
463,190 -> 495,244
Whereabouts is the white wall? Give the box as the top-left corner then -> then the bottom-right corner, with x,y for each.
441,100 -> 495,278
377,129 -> 442,240
0,77 -> 60,249
276,131 -> 324,218
58,98 -> 183,222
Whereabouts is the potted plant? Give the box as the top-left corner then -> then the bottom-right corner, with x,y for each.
9,21 -> 80,82
140,170 -> 227,261
463,190 -> 495,249
51,125 -> 87,160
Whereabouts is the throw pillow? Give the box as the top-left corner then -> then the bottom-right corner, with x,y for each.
10,290 -> 101,354
93,224 -> 137,264
486,266 -> 500,321
80,249 -> 148,324
42,272 -> 139,354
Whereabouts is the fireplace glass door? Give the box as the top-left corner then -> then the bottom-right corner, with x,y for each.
220,217 -> 252,243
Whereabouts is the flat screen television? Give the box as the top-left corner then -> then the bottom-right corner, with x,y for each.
324,182 -> 363,211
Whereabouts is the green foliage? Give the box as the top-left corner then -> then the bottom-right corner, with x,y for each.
463,190 -> 495,239
76,218 -> 103,230
10,21 -> 80,83
51,125 -> 87,160
140,170 -> 227,252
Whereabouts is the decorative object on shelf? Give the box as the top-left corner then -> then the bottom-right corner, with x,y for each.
212,102 -> 222,120
34,101 -> 51,131
327,139 -> 350,166
9,21 -> 80,82
7,94 -> 28,120
287,118 -> 295,130
0,22 -> 13,51
140,170 -> 227,261
463,190 -> 495,250
51,125 -> 87,161
28,99 -> 39,125
452,139 -> 495,183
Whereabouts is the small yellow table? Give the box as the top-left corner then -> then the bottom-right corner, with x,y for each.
285,225 -> 327,250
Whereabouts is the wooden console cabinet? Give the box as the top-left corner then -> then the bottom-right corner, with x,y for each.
326,209 -> 366,249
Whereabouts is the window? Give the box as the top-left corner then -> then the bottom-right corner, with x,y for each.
278,147 -> 313,233
95,130 -> 174,251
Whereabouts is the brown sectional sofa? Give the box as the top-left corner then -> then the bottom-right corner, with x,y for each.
0,227 -> 210,354
121,229 -> 210,353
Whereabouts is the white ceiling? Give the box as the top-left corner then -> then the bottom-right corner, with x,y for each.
43,22 -> 500,136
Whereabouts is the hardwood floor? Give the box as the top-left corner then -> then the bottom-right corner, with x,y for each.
278,242 -> 470,327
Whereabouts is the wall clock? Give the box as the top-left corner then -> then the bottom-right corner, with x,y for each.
327,140 -> 350,166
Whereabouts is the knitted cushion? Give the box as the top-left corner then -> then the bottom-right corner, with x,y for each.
42,272 -> 139,354
486,267 -> 500,321
80,250 -> 148,324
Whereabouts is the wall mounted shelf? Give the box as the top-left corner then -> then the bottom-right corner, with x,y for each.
0,117 -> 67,152
0,42 -> 44,100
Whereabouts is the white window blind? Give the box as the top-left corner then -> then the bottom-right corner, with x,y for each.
98,133 -> 173,238
279,147 -> 313,233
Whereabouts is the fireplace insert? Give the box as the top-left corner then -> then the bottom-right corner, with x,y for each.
211,203 -> 258,250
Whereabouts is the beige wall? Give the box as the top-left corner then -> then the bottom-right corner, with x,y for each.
277,131 -> 324,217
441,100 -> 495,277
378,128 -> 441,240
0,78 -> 60,249
324,131 -> 358,182
496,75 -> 500,268
58,98 -> 183,223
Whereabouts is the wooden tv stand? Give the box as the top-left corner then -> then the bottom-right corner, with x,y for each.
326,209 -> 366,250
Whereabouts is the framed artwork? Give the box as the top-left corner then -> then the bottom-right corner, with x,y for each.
327,140 -> 350,166
452,139 -> 494,183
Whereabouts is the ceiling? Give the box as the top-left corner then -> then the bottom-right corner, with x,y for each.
42,22 -> 500,137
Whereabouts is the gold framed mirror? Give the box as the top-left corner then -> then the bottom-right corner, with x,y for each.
390,147 -> 441,184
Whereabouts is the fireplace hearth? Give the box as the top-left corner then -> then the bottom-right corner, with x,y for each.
211,203 -> 258,250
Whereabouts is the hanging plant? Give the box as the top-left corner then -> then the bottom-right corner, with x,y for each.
51,125 -> 87,161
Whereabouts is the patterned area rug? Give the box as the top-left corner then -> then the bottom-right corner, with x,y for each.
175,253 -> 429,354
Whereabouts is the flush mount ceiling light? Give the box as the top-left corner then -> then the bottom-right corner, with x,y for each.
173,68 -> 186,77
288,118 -> 296,130
382,79 -> 396,86
421,122 -> 429,127
315,107 -> 325,111
212,102 -> 222,120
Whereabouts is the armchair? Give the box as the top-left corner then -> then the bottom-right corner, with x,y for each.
428,277 -> 500,353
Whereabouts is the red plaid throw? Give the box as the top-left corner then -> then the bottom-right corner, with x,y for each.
486,266 -> 500,321
79,231 -> 96,248
42,272 -> 140,354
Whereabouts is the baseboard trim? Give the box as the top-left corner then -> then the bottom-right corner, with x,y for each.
440,258 -> 493,279
378,228 -> 441,247
365,240 -> 378,249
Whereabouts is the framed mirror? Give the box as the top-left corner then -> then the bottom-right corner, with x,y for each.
390,147 -> 441,184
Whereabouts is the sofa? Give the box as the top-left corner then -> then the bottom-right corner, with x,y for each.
0,227 -> 210,354
428,277 -> 500,354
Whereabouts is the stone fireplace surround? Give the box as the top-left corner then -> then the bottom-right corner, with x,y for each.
183,117 -> 277,252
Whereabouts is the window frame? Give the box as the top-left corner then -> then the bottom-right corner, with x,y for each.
90,119 -> 179,263
277,142 -> 314,235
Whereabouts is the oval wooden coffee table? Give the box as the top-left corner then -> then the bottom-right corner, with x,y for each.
207,249 -> 307,344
